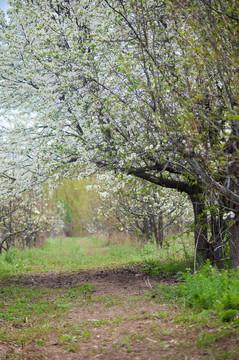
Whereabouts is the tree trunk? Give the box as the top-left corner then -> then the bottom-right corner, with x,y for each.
190,193 -> 211,264
209,212 -> 225,269
142,218 -> 150,241
229,219 -> 239,269
228,171 -> 239,268
154,214 -> 164,247
229,181 -> 239,268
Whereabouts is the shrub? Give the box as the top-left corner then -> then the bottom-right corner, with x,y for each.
180,262 -> 239,312
151,261 -> 239,323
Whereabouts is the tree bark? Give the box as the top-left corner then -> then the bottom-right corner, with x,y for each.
190,193 -> 211,264
209,212 -> 225,269
228,161 -> 239,268
229,219 -> 239,269
228,179 -> 239,268
154,214 -> 164,247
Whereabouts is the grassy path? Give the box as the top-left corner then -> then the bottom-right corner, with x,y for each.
0,237 -> 238,359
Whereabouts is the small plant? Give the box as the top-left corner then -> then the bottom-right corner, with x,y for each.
64,343 -> 80,352
59,334 -> 75,343
145,284 -> 181,303
197,330 -> 227,347
36,339 -> 45,345
83,331 -> 92,339
221,309 -> 238,323
91,319 -> 110,327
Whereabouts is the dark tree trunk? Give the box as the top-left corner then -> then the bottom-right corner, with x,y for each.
229,219 -> 239,269
154,214 -> 164,247
228,171 -> 239,268
6,238 -> 11,251
190,194 -> 211,264
229,182 -> 239,268
142,218 -> 150,241
209,212 -> 225,269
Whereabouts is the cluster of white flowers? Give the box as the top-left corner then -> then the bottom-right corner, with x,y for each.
0,0 -> 237,254
222,211 -> 236,220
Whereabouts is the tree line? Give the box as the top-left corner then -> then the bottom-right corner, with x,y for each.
0,0 -> 238,267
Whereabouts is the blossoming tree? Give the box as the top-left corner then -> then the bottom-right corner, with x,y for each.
0,0 -> 238,266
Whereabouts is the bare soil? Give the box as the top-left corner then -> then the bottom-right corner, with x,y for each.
0,266 -> 238,360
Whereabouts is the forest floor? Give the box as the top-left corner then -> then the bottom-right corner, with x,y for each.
0,237 -> 238,359
0,265 -> 239,360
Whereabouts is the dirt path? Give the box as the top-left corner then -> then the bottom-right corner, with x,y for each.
1,267 -> 238,359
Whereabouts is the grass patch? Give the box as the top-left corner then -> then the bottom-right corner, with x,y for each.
147,261 -> 239,325
139,258 -> 193,276
0,234 -> 194,277
197,329 -> 230,347
0,283 -> 96,345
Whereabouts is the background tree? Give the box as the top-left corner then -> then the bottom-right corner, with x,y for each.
51,178 -> 102,237
48,174 -> 193,245
93,173 -> 193,245
0,189 -> 63,253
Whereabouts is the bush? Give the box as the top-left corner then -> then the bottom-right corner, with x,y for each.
178,261 -> 239,322
180,262 -> 239,311
151,261 -> 239,323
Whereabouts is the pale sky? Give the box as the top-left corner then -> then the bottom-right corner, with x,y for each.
0,0 -> 9,12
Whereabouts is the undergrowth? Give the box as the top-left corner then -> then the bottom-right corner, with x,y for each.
149,261 -> 239,324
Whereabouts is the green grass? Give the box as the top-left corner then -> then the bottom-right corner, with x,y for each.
148,261 -> 239,324
1,236 -> 238,327
0,235 -> 238,359
0,283 -> 96,345
0,234 -> 194,276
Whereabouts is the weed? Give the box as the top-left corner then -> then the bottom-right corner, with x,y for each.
91,319 -> 110,326
197,329 -> 229,347
36,339 -> 45,345
64,343 -> 80,352
216,349 -> 239,360
113,315 -> 123,324
147,262 -> 239,324
83,331 -> 92,339
139,258 -> 193,276
126,346 -> 132,353
145,284 -> 181,303
221,309 -> 238,323
180,262 -> 239,314
88,350 -> 96,356
153,312 -> 170,319
4,248 -> 20,264
58,334 -> 76,344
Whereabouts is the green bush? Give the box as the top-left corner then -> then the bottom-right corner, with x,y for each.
221,309 -> 238,323
140,258 -> 193,276
151,261 -> 239,323
180,262 -> 239,312
178,262 -> 239,322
